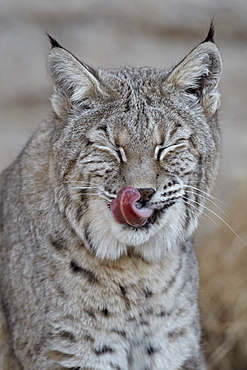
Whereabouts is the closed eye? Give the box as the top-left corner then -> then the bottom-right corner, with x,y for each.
155,139 -> 188,161
115,148 -> 127,163
93,144 -> 127,163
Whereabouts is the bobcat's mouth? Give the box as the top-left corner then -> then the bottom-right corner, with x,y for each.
110,186 -> 154,228
137,210 -> 157,228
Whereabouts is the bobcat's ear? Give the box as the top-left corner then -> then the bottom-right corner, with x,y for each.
166,31 -> 222,117
47,36 -> 104,117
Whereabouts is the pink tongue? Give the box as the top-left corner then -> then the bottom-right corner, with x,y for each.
110,186 -> 154,227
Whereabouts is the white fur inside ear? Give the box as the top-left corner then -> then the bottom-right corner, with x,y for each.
167,42 -> 222,116
47,47 -> 103,116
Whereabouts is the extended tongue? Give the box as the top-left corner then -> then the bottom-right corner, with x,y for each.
110,186 -> 154,227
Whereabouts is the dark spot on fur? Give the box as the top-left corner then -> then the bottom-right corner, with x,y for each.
80,192 -> 87,203
163,201 -> 175,209
97,125 -> 107,133
181,243 -> 187,253
119,284 -> 131,309
85,309 -> 96,319
63,157 -> 78,180
33,341 -> 42,354
75,205 -> 84,222
162,258 -> 182,294
163,275 -> 176,293
111,329 -> 127,338
139,313 -> 149,326
84,333 -> 94,343
70,261 -> 98,283
70,260 -> 82,272
174,307 -> 186,318
183,193 -> 191,229
84,226 -> 96,254
167,328 -> 186,341
167,190 -> 177,196
140,319 -> 149,326
50,237 -> 67,251
56,283 -> 67,297
183,170 -> 193,176
94,345 -> 115,356
157,309 -> 171,317
146,344 -> 159,355
143,288 -> 153,298
59,330 -> 76,342
119,285 -> 127,296
102,308 -> 109,316
145,308 -> 154,315
169,125 -> 181,139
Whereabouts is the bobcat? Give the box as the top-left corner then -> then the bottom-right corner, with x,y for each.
0,25 -> 222,369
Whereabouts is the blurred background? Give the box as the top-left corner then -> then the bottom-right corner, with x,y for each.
0,0 -> 246,368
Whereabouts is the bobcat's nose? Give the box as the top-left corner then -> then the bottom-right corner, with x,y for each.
137,188 -> 155,205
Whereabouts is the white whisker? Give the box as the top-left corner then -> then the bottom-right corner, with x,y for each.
183,199 -> 221,228
184,189 -> 228,217
72,186 -> 99,190
64,180 -> 100,186
184,184 -> 226,205
184,197 -> 241,240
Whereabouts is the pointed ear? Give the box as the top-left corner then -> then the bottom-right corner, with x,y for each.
166,41 -> 222,116
47,41 -> 104,117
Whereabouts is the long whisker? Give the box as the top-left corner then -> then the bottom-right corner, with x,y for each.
183,184 -> 226,205
71,186 -> 99,190
64,180 -> 101,187
183,199 -> 220,226
184,197 -> 241,240
63,180 -> 98,183
71,190 -> 100,197
183,189 -> 228,217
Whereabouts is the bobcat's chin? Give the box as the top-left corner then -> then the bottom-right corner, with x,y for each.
74,198 -> 188,261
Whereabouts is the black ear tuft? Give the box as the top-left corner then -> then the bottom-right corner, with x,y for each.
46,33 -> 63,49
203,21 -> 215,43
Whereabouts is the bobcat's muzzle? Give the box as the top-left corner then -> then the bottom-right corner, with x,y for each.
110,186 -> 154,227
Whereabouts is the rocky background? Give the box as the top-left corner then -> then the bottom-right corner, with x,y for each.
1,1 -> 247,368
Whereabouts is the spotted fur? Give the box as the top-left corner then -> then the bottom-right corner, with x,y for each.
0,25 -> 222,369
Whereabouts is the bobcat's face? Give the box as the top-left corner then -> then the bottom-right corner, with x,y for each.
48,42 -> 222,261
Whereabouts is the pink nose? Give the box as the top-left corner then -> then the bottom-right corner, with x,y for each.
110,186 -> 154,227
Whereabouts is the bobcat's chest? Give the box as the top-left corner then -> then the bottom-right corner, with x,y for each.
43,248 -> 199,369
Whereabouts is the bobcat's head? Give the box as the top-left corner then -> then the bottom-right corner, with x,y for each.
47,26 -> 222,261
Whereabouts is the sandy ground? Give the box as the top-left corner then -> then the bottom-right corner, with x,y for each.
0,0 -> 247,223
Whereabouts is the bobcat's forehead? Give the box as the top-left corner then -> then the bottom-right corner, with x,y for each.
94,68 -> 200,146
102,66 -> 165,90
